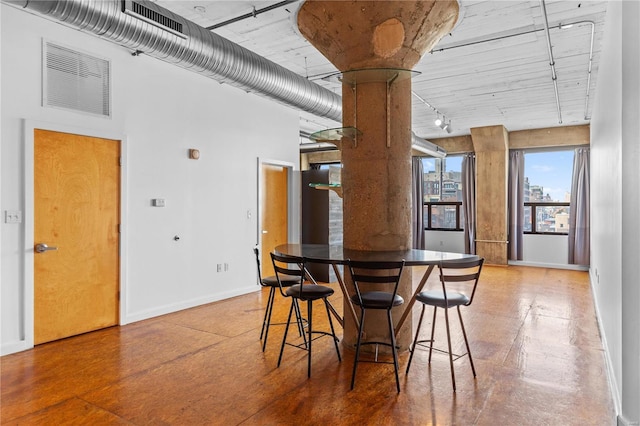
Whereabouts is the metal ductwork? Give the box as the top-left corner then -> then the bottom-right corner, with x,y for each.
4,0 -> 444,156
4,0 -> 342,121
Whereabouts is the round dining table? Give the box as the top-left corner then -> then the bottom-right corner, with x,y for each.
274,243 -> 479,336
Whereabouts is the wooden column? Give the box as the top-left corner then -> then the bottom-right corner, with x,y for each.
470,125 -> 509,265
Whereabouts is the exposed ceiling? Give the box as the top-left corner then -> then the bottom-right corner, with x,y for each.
155,0 -> 608,141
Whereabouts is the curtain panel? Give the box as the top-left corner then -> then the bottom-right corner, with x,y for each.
508,151 -> 525,260
412,157 -> 425,249
568,148 -> 590,265
461,153 -> 477,254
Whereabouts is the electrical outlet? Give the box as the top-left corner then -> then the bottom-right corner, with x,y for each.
217,264 -> 222,272
224,263 -> 229,272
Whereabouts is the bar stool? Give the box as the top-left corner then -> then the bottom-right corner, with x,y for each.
254,246 -> 302,352
405,257 -> 484,391
272,252 -> 341,378
347,259 -> 406,393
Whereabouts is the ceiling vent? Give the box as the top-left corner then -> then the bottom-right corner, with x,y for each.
43,41 -> 111,118
122,0 -> 186,39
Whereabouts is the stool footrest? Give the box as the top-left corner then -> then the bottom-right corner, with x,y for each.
286,331 -> 340,351
413,339 -> 468,362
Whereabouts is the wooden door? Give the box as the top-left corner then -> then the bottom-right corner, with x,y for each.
260,164 -> 289,277
34,129 -> 120,344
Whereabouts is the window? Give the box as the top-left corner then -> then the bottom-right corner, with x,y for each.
523,150 -> 574,234
421,156 -> 464,231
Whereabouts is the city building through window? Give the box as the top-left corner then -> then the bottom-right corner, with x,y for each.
421,156 -> 463,231
523,150 -> 574,234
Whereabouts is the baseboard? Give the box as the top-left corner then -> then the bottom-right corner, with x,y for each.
618,415 -> 640,426
589,269 -> 622,421
1,340 -> 32,356
122,285 -> 258,325
507,260 -> 589,271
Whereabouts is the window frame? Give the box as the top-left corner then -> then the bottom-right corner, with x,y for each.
421,154 -> 465,232
423,201 -> 463,231
524,201 -> 571,235
520,147 -> 576,236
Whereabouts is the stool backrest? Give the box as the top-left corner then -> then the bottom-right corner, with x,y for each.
347,260 -> 405,308
438,257 -> 484,306
270,252 -> 306,297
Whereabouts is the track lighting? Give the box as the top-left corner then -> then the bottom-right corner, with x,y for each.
413,92 -> 452,135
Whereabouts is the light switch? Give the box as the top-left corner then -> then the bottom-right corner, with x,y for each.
4,210 -> 22,224
152,198 -> 166,207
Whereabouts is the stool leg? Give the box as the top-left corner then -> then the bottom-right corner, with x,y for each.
350,308 -> 366,390
307,300 -> 313,378
457,306 -> 476,377
277,299 -> 295,368
387,309 -> 400,393
406,303 -> 426,374
428,306 -> 438,364
294,299 -> 309,350
444,307 -> 456,392
293,299 -> 306,342
261,286 -> 276,352
324,298 -> 341,362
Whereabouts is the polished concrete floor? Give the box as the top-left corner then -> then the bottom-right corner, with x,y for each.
1,265 -> 616,425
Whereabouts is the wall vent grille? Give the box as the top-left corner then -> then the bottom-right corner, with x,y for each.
43,41 -> 111,118
122,0 -> 185,38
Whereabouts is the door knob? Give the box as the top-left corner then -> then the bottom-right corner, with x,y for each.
262,230 -> 268,234
35,243 -> 58,253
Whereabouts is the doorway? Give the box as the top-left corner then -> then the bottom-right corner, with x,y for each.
33,129 -> 121,344
258,160 -> 293,278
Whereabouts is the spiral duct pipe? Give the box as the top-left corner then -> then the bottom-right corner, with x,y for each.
4,0 -> 441,151
4,0 -> 342,122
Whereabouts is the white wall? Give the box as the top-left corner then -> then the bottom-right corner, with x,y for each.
1,5 -> 300,354
424,230 -> 465,253
521,234 -> 570,268
590,1 -> 640,424
425,231 -> 574,269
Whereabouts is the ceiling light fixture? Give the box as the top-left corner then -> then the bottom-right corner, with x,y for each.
445,120 -> 453,134
434,115 -> 443,127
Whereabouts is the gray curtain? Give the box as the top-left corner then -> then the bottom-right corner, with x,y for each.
412,157 -> 425,249
568,148 -> 590,265
508,150 -> 525,260
461,153 -> 476,254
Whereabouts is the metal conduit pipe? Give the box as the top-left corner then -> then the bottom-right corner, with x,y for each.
582,21 -> 595,120
4,0 -> 342,122
206,0 -> 299,31
540,0 -> 562,124
430,17 -> 596,124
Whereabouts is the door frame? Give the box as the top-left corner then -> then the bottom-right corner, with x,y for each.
23,120 -> 128,350
256,157 -> 299,258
